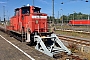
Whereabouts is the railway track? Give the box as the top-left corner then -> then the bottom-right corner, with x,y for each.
57,35 -> 90,46
56,29 -> 90,34
0,25 -> 90,46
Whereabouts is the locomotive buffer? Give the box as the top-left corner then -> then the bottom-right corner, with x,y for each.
34,33 -> 71,57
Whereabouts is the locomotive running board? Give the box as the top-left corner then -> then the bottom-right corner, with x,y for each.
34,33 -> 71,57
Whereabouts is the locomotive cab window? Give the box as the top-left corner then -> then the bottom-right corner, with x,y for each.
21,6 -> 30,14
14,8 -> 19,16
33,7 -> 41,13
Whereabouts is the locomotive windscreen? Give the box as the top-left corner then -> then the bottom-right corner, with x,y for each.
33,7 -> 41,13
21,7 -> 30,14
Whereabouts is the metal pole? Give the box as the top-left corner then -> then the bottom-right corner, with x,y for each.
72,11 -> 75,31
67,13 -> 69,25
61,9 -> 63,25
33,0 -> 34,6
60,9 -> 63,30
52,0 -> 54,24
73,12 -> 74,30
62,11 -> 63,25
3,6 -> 5,22
3,6 -> 6,32
87,14 -> 89,32
73,12 -> 74,20
73,11 -> 76,20
7,10 -> 10,24
50,0 -> 55,32
58,11 -> 59,24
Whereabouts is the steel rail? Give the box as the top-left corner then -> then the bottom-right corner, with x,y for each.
58,35 -> 90,46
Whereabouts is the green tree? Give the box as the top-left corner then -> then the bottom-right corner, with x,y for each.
59,12 -> 89,23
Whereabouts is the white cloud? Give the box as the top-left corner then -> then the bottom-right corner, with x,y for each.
0,1 -> 7,4
39,0 -> 57,5
39,0 -> 49,4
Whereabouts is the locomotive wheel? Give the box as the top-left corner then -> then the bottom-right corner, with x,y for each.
27,35 -> 36,46
9,32 -> 13,37
26,40 -> 34,46
29,40 -> 33,46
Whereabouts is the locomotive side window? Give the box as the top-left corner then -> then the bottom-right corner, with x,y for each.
33,7 -> 41,13
21,7 -> 30,14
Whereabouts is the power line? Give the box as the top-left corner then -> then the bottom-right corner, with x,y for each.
14,0 -> 34,6
61,0 -> 89,4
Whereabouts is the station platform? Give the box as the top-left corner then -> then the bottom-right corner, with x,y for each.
0,34 -> 30,60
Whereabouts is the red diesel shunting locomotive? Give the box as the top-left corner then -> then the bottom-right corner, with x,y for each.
5,4 -> 72,57
7,4 -> 48,43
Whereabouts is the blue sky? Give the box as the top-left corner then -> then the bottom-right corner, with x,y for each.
0,0 -> 90,20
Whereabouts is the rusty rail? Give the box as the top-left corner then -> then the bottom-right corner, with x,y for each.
57,35 -> 90,46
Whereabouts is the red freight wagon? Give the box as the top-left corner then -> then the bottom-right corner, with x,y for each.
69,20 -> 90,25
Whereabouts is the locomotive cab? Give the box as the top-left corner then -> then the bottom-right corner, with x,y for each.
20,6 -> 47,33
8,5 -> 47,43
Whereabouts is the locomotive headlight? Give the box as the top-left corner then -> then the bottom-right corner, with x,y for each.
36,20 -> 38,24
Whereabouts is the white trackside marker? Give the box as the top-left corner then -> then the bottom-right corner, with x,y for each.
0,35 -> 35,60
